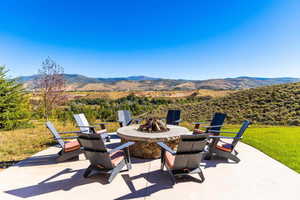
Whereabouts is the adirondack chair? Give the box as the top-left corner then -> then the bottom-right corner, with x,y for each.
207,120 -> 251,163
73,113 -> 110,142
157,134 -> 208,184
45,121 -> 82,162
117,110 -> 142,127
193,112 -> 227,134
77,133 -> 135,183
165,109 -> 182,125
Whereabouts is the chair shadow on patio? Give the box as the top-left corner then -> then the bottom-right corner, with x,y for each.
5,167 -> 110,198
115,169 -> 203,200
202,157 -> 239,169
10,153 -> 63,168
4,157 -> 240,199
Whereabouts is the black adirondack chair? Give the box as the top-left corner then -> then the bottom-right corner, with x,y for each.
193,112 -> 227,134
166,109 -> 182,125
157,134 -> 208,184
207,120 -> 251,162
77,133 -> 135,183
46,121 -> 82,162
117,110 -> 142,127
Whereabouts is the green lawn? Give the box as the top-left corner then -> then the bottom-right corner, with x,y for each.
240,125 -> 300,173
0,122 -> 299,173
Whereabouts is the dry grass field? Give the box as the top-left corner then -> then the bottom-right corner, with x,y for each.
65,89 -> 234,100
0,120 -> 120,167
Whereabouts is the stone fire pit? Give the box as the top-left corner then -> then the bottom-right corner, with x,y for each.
117,125 -> 190,159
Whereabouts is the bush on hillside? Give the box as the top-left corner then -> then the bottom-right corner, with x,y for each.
153,82 -> 300,125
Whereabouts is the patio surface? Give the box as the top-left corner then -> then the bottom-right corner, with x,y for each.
0,133 -> 299,200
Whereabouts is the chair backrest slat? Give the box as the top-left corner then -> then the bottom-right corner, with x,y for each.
45,121 -> 65,148
207,112 -> 227,133
166,110 -> 181,125
231,120 -> 251,148
77,133 -> 114,169
173,134 -> 208,170
74,113 -> 91,134
118,110 -> 132,127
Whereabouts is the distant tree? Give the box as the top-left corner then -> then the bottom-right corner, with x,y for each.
33,57 -> 66,119
0,66 -> 31,130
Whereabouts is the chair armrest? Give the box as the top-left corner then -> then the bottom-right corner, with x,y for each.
76,125 -> 96,128
94,122 -> 112,125
109,142 -> 135,154
209,136 -> 240,139
202,125 -> 223,128
100,132 -> 109,138
192,122 -> 208,125
208,130 -> 238,134
174,119 -> 182,123
61,136 -> 78,140
132,118 -> 143,123
219,139 -> 231,144
156,142 -> 176,155
93,122 -> 111,129
59,131 -> 82,134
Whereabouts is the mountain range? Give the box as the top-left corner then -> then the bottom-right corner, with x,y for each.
16,74 -> 300,91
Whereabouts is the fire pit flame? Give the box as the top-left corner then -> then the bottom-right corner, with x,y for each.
137,118 -> 169,133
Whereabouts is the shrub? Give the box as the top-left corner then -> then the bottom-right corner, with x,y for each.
0,66 -> 31,130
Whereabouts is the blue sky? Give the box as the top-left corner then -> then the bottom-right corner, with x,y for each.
0,0 -> 299,80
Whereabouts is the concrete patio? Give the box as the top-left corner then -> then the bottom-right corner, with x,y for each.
0,133 -> 299,200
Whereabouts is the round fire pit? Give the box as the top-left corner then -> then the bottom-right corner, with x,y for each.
117,125 -> 190,159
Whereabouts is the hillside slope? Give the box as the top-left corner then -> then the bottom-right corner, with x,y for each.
16,74 -> 300,91
155,82 -> 300,125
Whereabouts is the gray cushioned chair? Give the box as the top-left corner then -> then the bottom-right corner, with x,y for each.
77,133 -> 135,183
157,134 -> 208,184
46,121 -> 82,162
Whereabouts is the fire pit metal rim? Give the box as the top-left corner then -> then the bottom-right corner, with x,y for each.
117,125 -> 190,142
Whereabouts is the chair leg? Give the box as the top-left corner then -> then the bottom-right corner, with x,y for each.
108,160 -> 126,183
83,165 -> 94,178
204,152 -> 212,160
198,169 -> 205,183
233,149 -> 239,155
160,149 -> 165,171
56,150 -> 80,162
214,149 -> 240,163
161,163 -> 165,171
168,170 -> 176,184
72,155 -> 80,161
108,167 -> 121,183
126,159 -> 132,170
170,175 -> 176,184
227,153 -> 240,163
124,148 -> 132,170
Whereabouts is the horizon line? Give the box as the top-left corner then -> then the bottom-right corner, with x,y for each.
14,73 -> 300,81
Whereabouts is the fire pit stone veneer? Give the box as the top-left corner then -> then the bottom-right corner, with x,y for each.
117,124 -> 190,159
